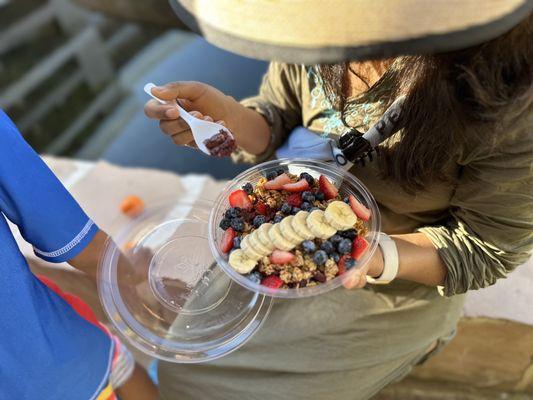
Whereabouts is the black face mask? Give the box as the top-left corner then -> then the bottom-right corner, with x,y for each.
337,96 -> 405,167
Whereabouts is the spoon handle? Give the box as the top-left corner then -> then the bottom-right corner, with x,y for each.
143,83 -> 195,126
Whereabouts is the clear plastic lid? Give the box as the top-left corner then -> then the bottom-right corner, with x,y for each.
98,199 -> 272,363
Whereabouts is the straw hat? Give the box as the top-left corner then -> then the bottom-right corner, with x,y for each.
169,0 -> 532,63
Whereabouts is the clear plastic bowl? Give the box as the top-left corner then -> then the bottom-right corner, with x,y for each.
209,159 -> 381,299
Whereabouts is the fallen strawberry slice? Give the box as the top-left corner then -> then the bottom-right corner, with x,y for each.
254,202 -> 269,215
220,227 -> 236,253
270,249 -> 295,265
263,173 -> 291,190
318,175 -> 338,200
282,179 -> 310,192
229,189 -> 253,210
349,195 -> 371,221
261,275 -> 284,289
351,236 -> 369,260
286,193 -> 302,207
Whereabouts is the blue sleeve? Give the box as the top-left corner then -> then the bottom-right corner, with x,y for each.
0,110 -> 99,263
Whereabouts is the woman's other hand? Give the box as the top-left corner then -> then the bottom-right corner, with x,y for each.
343,247 -> 384,289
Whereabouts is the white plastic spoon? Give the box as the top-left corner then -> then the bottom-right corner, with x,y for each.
143,82 -> 234,155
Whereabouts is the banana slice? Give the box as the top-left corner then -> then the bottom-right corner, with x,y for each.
268,223 -> 296,251
257,223 -> 276,250
279,216 -> 305,244
241,235 -> 264,260
292,211 -> 315,240
228,249 -> 257,274
307,210 -> 336,239
324,201 -> 357,230
247,231 -> 271,256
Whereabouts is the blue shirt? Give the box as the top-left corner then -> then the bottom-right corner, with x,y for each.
0,111 -> 113,399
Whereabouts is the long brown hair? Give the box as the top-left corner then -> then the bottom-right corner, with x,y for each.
319,14 -> 533,193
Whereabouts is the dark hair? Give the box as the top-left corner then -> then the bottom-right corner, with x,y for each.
319,14 -> 532,193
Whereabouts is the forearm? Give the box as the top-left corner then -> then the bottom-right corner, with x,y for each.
226,99 -> 271,155
69,229 -> 108,280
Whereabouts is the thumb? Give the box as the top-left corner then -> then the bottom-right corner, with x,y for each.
152,81 -> 207,102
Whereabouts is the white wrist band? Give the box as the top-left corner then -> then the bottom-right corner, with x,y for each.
366,233 -> 399,285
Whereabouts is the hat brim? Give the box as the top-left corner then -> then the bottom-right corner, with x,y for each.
169,0 -> 532,64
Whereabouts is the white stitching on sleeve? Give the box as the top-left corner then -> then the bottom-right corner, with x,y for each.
33,219 -> 95,258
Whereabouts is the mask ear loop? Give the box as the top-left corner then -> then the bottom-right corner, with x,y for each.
335,96 -> 406,169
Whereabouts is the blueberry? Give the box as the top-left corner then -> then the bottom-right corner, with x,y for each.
301,240 -> 316,253
276,167 -> 287,176
266,171 -> 278,180
281,202 -> 292,215
332,252 -> 341,262
330,234 -> 343,245
320,240 -> 335,254
302,191 -> 315,203
338,238 -> 353,254
340,229 -> 357,239
225,207 -> 242,219
253,215 -> 266,228
273,214 -> 284,223
219,218 -> 231,230
345,257 -> 358,269
242,182 -> 254,195
299,172 -> 315,185
313,250 -> 328,266
301,202 -> 312,211
247,271 -> 262,283
233,236 -> 242,249
343,197 -> 350,204
315,192 -> 325,201
230,218 -> 245,232
291,207 -> 301,215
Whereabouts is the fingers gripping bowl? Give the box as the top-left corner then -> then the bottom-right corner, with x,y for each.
209,159 -> 381,298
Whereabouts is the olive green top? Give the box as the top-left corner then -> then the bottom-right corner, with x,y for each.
158,63 -> 532,400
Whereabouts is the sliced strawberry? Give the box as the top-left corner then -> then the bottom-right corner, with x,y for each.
337,255 -> 349,275
318,175 -> 339,200
254,202 -> 269,215
261,275 -> 284,289
270,249 -> 296,265
229,189 -> 253,210
263,173 -> 291,190
349,195 -> 371,221
220,227 -> 236,253
286,193 -> 302,207
282,179 -> 310,192
351,236 -> 369,260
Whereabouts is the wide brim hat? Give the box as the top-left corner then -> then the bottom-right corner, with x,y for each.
169,0 -> 532,63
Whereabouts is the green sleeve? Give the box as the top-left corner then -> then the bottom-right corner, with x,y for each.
418,124 -> 533,296
233,62 -> 303,164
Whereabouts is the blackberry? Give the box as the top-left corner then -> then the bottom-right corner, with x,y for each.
301,191 -> 315,203
242,182 -> 254,195
301,240 -> 316,253
315,192 -> 325,201
233,236 -> 242,249
266,171 -> 278,180
273,214 -> 284,223
313,250 -> 328,266
340,229 -> 357,239
230,218 -> 245,232
281,202 -> 292,215
291,207 -> 301,215
301,202 -> 312,211
345,257 -> 357,269
320,240 -> 335,254
332,252 -> 341,263
219,218 -> 231,230
225,207 -> 242,219
299,172 -> 315,185
252,215 -> 266,228
338,239 -> 352,254
330,234 -> 343,245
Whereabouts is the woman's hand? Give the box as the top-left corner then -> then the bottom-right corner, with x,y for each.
144,81 -> 234,147
144,81 -> 271,155
343,247 -> 384,289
